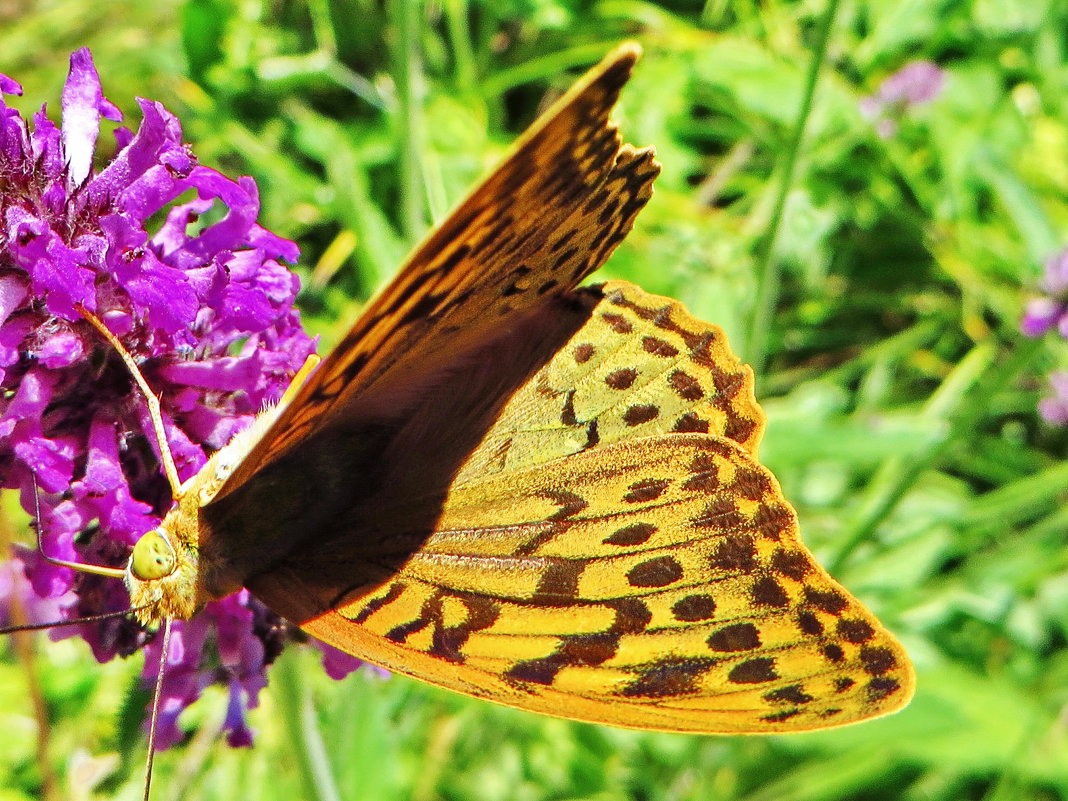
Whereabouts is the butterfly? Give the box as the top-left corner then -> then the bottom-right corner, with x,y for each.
61,42 -> 915,752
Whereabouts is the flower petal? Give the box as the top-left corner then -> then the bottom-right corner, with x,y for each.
61,48 -> 121,186
0,273 -> 28,326
1021,297 -> 1064,337
0,74 -> 22,96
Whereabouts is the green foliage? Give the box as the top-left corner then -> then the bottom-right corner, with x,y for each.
2,0 -> 1068,799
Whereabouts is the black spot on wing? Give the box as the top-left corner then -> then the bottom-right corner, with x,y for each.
671,593 -> 716,622
619,657 -> 716,698
627,556 -> 683,588
707,622 -> 761,652
728,657 -> 778,684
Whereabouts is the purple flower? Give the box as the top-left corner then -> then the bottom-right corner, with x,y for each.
0,548 -> 73,628
140,591 -> 268,748
314,637 -> 380,681
1022,249 -> 1068,339
1022,250 -> 1068,427
1038,371 -> 1068,426
0,49 -> 373,745
861,60 -> 946,138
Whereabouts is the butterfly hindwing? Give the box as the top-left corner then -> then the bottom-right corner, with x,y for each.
249,431 -> 913,733
453,280 -> 767,484
207,44 -> 915,733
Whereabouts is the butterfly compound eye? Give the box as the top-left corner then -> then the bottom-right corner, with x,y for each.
130,531 -> 177,581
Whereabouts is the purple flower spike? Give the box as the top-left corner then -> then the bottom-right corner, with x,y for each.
62,48 -> 122,186
0,548 -> 73,628
1040,248 -> 1068,297
314,638 -> 377,680
861,60 -> 946,138
0,50 -> 372,747
877,61 -> 945,106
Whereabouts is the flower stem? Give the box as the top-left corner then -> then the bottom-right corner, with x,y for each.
391,0 -> 426,244
274,648 -> 342,801
744,0 -> 841,373
444,0 -> 477,90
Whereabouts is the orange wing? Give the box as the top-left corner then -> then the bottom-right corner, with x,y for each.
211,44 -> 659,502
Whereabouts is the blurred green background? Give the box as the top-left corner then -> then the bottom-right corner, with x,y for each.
3,0 -> 1068,799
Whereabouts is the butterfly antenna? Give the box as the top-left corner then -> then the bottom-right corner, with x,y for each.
28,471 -> 124,579
4,479 -> 153,634
75,305 -> 183,498
143,617 -> 173,801
0,604 -> 153,635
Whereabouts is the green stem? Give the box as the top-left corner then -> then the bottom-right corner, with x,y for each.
308,0 -> 338,56
744,0 -> 841,372
274,649 -> 342,801
391,0 -> 425,243
700,0 -> 728,27
444,0 -> 477,89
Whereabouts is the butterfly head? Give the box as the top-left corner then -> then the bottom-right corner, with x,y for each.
130,530 -> 177,581
125,512 -> 202,626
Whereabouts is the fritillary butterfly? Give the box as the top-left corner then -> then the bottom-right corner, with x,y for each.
109,43 -> 913,737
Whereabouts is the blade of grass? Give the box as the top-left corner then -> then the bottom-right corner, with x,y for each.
478,42 -> 638,98
286,102 -> 407,289
830,337 -> 1043,572
444,0 -> 477,90
744,0 -> 841,373
273,648 -> 342,801
956,460 -> 1068,533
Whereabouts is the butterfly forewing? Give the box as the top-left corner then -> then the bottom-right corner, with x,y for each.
213,44 -> 659,502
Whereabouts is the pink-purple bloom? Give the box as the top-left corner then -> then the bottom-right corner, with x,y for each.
861,60 -> 946,138
1038,371 -> 1068,426
0,49 -> 365,746
1022,249 -> 1068,339
1022,250 -> 1068,426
